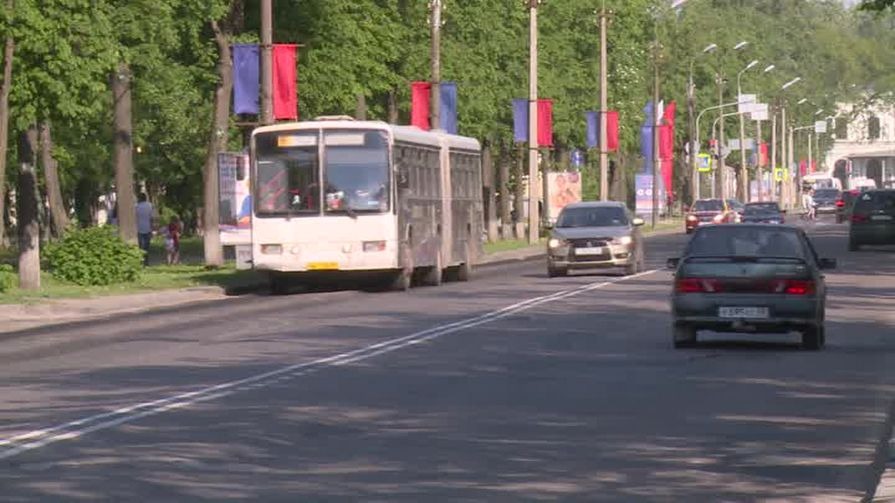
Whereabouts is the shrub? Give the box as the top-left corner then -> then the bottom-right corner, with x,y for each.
44,226 -> 144,286
0,264 -> 14,293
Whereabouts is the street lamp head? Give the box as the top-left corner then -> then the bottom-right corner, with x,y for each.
671,0 -> 689,8
733,40 -> 749,50
815,108 -> 824,116
797,98 -> 808,105
703,43 -> 718,53
745,59 -> 759,71
763,64 -> 776,73
782,77 -> 802,90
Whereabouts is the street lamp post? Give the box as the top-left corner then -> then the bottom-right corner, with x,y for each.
736,59 -> 758,202
777,77 -> 801,207
713,40 -> 749,201
688,43 -> 717,203
754,64 -> 775,202
527,0 -> 539,244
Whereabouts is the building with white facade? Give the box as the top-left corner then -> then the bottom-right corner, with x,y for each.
823,101 -> 895,190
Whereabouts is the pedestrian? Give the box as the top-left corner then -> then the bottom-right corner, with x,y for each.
164,216 -> 182,265
135,193 -> 154,266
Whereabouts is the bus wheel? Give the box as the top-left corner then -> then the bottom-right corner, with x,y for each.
421,253 -> 443,286
390,247 -> 413,291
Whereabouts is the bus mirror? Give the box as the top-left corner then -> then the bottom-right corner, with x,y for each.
397,168 -> 410,189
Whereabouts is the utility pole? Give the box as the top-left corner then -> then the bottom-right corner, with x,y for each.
788,124 -> 795,207
599,1 -> 609,201
770,105 -> 777,201
807,131 -> 813,177
738,100 -> 748,202
527,0 -> 539,244
780,106 -> 787,205
688,68 -> 697,204
755,118 -> 763,201
430,0 -> 442,131
715,74 -> 725,200
651,22 -> 660,228
260,0 -> 273,125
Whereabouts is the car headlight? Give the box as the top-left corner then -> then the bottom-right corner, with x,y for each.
686,215 -> 698,221
613,236 -> 633,246
548,238 -> 562,248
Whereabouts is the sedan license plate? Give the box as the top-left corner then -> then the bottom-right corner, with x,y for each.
871,215 -> 893,221
575,247 -> 606,256
719,306 -> 769,319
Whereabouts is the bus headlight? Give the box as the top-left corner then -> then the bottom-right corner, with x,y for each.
363,240 -> 387,252
261,244 -> 283,255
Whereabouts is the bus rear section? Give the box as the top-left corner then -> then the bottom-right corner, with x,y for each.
251,124 -> 400,291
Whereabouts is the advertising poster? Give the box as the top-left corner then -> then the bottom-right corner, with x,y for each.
635,174 -> 667,219
547,171 -> 582,222
218,152 -> 252,247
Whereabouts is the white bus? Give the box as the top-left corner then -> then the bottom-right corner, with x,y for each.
250,118 -> 483,293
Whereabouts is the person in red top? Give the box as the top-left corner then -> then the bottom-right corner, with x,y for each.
164,216 -> 182,265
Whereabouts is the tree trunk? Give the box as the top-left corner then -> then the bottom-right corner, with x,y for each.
112,62 -> 137,244
0,16 -> 14,248
499,143 -> 511,239
355,93 -> 367,120
202,19 -> 233,267
17,127 -> 40,290
387,89 -> 399,124
39,122 -> 69,237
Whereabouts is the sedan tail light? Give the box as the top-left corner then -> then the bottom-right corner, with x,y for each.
676,278 -> 815,295
835,199 -> 845,208
852,214 -> 869,223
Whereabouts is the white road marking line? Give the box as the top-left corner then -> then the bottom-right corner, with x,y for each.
0,270 -> 658,460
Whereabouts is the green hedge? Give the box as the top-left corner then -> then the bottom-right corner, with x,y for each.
45,227 -> 144,286
0,264 -> 14,293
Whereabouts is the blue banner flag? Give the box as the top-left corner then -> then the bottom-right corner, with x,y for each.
232,44 -> 260,115
439,81 -> 458,134
512,99 -> 528,143
585,111 -> 598,149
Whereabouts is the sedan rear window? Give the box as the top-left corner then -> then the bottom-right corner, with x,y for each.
687,227 -> 805,259
693,200 -> 723,212
854,191 -> 895,212
744,203 -> 780,215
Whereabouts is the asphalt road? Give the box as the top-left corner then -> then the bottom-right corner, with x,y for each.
1,218 -> 894,502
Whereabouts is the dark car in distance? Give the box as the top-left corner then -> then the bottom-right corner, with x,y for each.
849,189 -> 895,250
741,202 -> 785,224
836,189 -> 861,223
813,188 -> 841,215
668,224 -> 835,350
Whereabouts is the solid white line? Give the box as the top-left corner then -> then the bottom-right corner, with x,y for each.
0,269 -> 658,460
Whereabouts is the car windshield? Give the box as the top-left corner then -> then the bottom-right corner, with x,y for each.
744,203 -> 780,215
687,227 -> 806,259
556,206 -> 628,228
814,189 -> 840,199
693,200 -> 723,212
323,130 -> 390,214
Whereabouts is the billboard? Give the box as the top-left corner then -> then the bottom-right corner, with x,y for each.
635,174 -> 667,219
218,152 -> 251,247
547,171 -> 582,222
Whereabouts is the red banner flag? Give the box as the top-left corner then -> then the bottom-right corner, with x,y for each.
537,99 -> 553,147
659,101 -> 676,197
759,142 -> 769,167
606,110 -> 619,152
272,44 -> 298,120
411,82 -> 431,130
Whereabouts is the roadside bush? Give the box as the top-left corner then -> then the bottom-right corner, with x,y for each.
44,226 -> 144,286
0,264 -> 14,293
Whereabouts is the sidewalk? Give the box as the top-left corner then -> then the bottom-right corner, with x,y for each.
0,224 -> 682,335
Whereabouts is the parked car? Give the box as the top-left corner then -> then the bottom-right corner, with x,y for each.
835,189 -> 860,223
848,189 -> 895,251
667,224 -> 835,350
741,202 -> 785,224
812,188 -> 841,215
685,199 -> 739,233
546,201 -> 645,277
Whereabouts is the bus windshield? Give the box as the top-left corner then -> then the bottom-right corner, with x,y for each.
323,130 -> 390,214
254,131 -> 320,216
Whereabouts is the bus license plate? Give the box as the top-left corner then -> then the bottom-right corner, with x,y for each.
307,262 -> 339,271
719,307 -> 769,319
